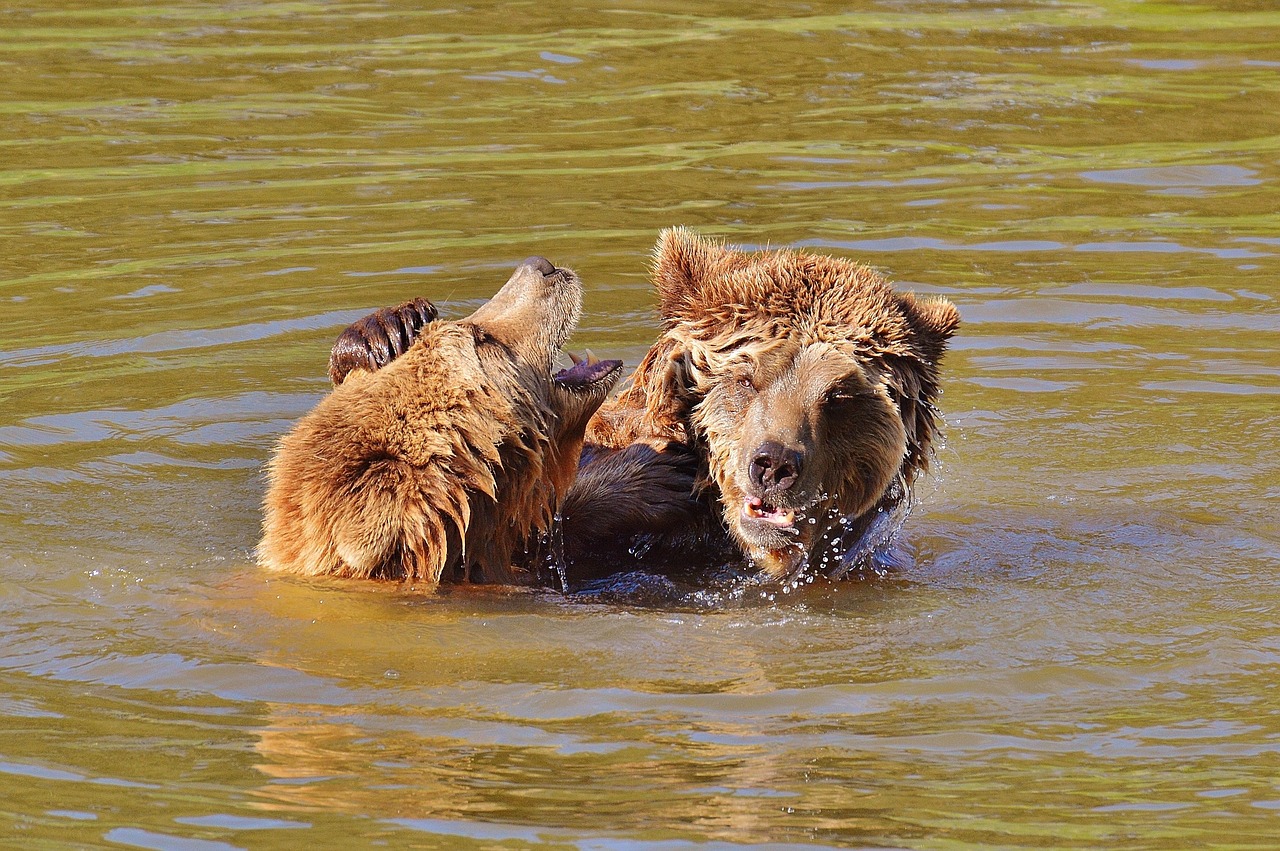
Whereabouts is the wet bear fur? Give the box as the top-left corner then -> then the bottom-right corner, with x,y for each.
258,259 -> 621,589
322,231 -> 960,584
566,228 -> 960,580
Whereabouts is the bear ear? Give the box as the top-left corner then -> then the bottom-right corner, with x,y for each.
896,292 -> 960,363
652,227 -> 731,321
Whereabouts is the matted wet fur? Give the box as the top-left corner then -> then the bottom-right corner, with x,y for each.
572,228 -> 960,580
259,258 -> 621,589
323,231 -> 960,584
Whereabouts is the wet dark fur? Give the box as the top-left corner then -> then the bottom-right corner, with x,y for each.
325,231 -> 959,585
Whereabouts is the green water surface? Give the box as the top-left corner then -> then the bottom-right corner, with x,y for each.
2,1 -> 1279,848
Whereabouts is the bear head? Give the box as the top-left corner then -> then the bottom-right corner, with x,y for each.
644,228 -> 960,580
260,257 -> 622,587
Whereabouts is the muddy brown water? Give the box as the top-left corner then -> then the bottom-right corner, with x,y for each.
2,1 -> 1279,847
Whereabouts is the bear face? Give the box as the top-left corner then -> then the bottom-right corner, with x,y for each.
259,258 -> 622,589
621,228 -> 960,580
693,341 -> 908,573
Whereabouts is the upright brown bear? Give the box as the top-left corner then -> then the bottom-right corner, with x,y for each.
259,257 -> 622,588
328,230 -> 960,584
576,228 -> 960,581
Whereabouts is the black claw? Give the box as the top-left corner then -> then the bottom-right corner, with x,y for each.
364,320 -> 394,366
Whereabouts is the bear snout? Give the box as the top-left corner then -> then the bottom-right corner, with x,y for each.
521,255 -> 557,276
748,440 -> 804,495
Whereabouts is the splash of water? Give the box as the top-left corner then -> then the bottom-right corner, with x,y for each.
761,480 -> 913,584
627,535 -> 655,560
538,512 -> 570,593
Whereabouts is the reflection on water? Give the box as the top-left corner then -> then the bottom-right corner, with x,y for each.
2,0 -> 1279,846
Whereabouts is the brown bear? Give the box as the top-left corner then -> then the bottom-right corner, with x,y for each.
258,257 -> 623,589
576,228 -> 960,581
326,230 -> 960,585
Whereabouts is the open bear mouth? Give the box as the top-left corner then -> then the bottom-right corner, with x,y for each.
553,352 -> 623,393
742,496 -> 797,528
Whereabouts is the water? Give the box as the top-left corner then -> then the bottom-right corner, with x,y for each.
3,0 -> 1279,846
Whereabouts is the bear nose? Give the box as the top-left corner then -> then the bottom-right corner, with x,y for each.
522,256 -> 557,276
749,441 -> 802,493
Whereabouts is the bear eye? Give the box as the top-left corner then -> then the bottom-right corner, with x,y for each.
736,375 -> 756,393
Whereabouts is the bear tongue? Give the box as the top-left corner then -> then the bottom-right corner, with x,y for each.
553,357 -> 622,389
743,496 -> 796,527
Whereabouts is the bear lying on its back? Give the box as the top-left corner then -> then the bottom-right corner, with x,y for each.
259,257 -> 622,589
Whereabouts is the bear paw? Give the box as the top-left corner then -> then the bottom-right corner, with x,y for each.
328,297 -> 438,385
